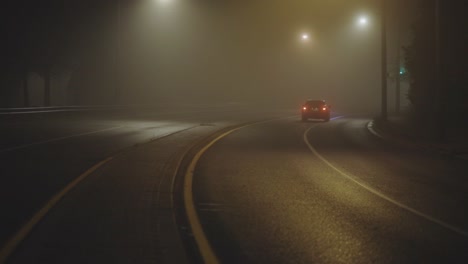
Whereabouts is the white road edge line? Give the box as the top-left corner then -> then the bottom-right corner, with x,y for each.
303,124 -> 468,238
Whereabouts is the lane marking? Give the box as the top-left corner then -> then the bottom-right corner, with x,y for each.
303,125 -> 468,238
0,157 -> 113,264
0,125 -> 201,263
0,114 -> 319,263
0,126 -> 123,154
330,115 -> 346,120
183,116 -> 296,264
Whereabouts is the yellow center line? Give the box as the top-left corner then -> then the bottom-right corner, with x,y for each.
0,157 -> 113,264
183,116 -> 295,264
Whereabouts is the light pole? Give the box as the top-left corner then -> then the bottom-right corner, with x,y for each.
395,0 -> 401,115
435,0 -> 446,141
115,0 -> 122,104
434,0 -> 445,141
381,0 -> 388,121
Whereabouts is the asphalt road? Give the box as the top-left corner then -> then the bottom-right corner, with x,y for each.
0,105 -> 293,263
1,107 -> 467,263
194,116 -> 468,263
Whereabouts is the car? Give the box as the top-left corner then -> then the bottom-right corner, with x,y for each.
301,100 -> 331,122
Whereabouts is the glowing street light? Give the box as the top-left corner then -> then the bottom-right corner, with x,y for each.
357,16 -> 368,27
354,10 -> 387,121
300,33 -> 310,42
158,0 -> 172,5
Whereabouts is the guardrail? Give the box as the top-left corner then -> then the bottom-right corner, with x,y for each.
0,106 -> 125,115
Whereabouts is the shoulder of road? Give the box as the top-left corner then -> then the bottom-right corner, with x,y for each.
368,114 -> 468,161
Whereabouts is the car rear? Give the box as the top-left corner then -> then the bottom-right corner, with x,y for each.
301,100 -> 330,121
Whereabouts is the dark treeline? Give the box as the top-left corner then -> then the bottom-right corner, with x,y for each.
0,0 -> 119,106
405,0 -> 467,121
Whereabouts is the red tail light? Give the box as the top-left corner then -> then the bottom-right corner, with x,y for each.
322,107 -> 327,111
303,107 -> 307,110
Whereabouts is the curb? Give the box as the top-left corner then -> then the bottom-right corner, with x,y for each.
367,120 -> 468,161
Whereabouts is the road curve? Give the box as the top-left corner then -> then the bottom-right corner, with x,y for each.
0,105 -> 294,263
192,116 -> 468,263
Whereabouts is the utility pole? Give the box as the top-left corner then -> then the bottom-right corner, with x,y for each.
395,0 -> 401,115
115,0 -> 121,104
435,0 -> 445,141
381,0 -> 388,121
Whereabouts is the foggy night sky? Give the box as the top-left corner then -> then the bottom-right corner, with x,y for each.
127,0 -> 382,110
2,0 -> 415,111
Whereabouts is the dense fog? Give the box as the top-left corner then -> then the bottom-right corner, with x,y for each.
2,0 -> 415,113
111,0 -> 382,111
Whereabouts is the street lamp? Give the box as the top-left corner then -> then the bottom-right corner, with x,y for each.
158,0 -> 173,5
381,0 -> 388,121
354,7 -> 387,121
115,0 -> 122,103
354,11 -> 387,121
357,16 -> 368,27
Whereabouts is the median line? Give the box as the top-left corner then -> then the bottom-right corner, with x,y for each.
0,157 -> 113,264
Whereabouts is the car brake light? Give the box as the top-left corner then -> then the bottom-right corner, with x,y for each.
322,107 -> 326,111
303,107 -> 307,110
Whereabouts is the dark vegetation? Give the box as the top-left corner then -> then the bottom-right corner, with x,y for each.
0,0 -> 117,106
405,1 -> 467,121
